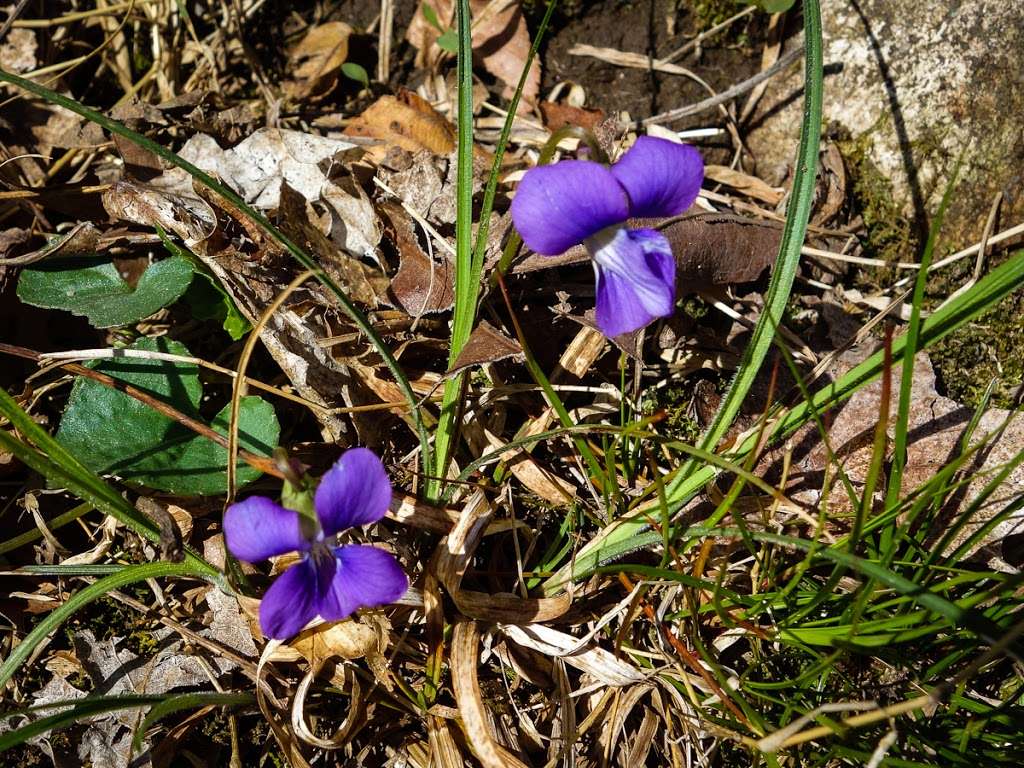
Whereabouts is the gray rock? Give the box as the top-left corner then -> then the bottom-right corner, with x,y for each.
748,0 -> 1024,245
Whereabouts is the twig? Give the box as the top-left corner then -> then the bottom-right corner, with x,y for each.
662,5 -> 757,64
0,0 -> 30,40
642,47 -> 802,126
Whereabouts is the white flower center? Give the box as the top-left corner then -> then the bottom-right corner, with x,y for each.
583,225 -> 630,273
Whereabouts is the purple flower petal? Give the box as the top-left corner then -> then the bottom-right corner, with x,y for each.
258,558 -> 324,639
610,137 -> 703,219
511,160 -> 629,255
223,496 -> 309,563
314,448 -> 392,536
588,227 -> 676,337
317,545 -> 408,621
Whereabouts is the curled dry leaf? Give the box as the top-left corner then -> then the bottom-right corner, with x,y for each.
434,490 -> 571,622
285,21 -> 352,100
344,90 -> 456,160
450,620 -> 530,768
104,177 -> 216,244
275,614 -> 393,691
500,623 -> 647,687
448,320 -> 523,373
406,0 -> 540,104
704,164 -> 785,205
383,201 -> 456,314
290,617 -> 384,663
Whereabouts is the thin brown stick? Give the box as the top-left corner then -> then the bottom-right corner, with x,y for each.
642,47 -> 802,126
227,269 -> 316,501
618,573 -> 751,728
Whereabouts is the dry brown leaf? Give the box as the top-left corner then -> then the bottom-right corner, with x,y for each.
813,142 -> 848,224
406,0 -> 540,104
500,623 -> 647,687
285,21 -> 352,100
451,620 -> 531,768
277,181 -> 387,307
103,178 -> 217,244
0,227 -> 30,257
31,108 -> 106,150
448,320 -> 523,373
539,100 -> 606,132
427,716 -> 464,768
384,202 -> 456,314
112,132 -> 166,180
166,503 -> 194,542
344,90 -> 456,160
289,617 -> 382,664
704,164 -> 785,205
513,213 -> 781,293
0,28 -> 37,73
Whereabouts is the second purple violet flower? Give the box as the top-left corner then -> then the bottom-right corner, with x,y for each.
510,136 -> 704,337
223,448 -> 407,640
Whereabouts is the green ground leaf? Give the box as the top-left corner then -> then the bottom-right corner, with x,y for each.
436,28 -> 459,53
341,61 -> 370,89
56,337 -> 278,495
159,227 -> 250,340
181,270 -> 250,340
17,256 -> 193,328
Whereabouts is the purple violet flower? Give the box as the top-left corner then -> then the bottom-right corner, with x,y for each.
223,447 -> 407,639
510,136 -> 704,337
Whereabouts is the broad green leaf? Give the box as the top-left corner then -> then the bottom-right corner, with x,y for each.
422,2 -> 442,30
127,398 -> 278,495
182,272 -> 250,340
17,256 -> 193,328
158,226 -> 249,340
341,61 -> 370,89
56,337 -> 278,495
436,28 -> 459,54
758,0 -> 797,12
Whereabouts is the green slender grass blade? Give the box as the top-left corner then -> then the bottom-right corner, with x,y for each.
664,0 -> 824,505
0,562 -> 203,689
0,694 -> 169,751
886,162 -> 961,512
0,390 -> 217,580
432,1 -> 563,497
131,691 -> 255,753
541,248 -> 1024,595
6,564 -> 129,576
0,66 -> 431,482
430,0 -> 476,499
695,527 -> 1016,650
